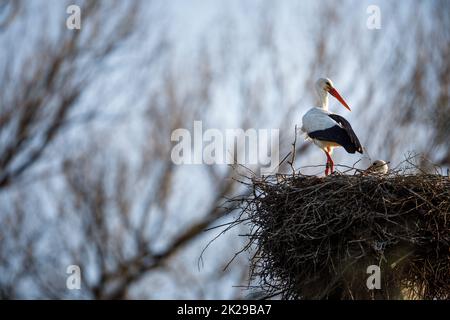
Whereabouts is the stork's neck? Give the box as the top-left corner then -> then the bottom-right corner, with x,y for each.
315,88 -> 329,110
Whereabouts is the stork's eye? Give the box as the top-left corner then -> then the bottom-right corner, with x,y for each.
373,162 -> 376,165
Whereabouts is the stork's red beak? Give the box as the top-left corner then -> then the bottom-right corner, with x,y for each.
329,87 -> 351,111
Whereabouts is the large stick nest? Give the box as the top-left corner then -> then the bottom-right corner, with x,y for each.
232,167 -> 450,300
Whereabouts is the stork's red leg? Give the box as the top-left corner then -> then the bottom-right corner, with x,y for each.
329,154 -> 334,173
327,148 -> 335,174
324,151 -> 331,176
324,150 -> 334,175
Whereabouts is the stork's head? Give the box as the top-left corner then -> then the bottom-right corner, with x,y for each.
315,78 -> 351,111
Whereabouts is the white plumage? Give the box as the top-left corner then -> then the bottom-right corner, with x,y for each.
301,107 -> 337,133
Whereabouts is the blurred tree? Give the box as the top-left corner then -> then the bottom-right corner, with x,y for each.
0,0 -> 448,299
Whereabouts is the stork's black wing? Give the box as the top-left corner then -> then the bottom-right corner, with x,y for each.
328,114 -> 363,153
307,114 -> 363,154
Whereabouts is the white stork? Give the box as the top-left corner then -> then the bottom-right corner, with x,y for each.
301,78 -> 363,175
